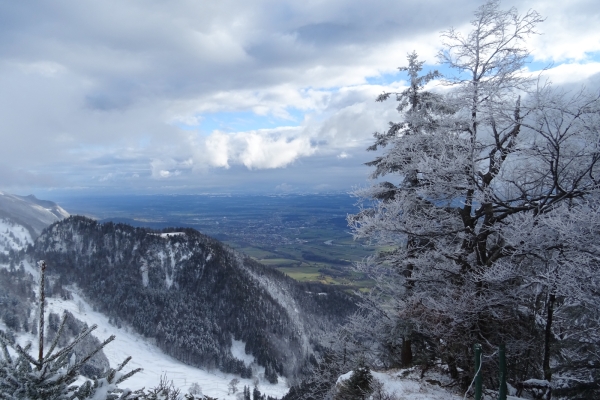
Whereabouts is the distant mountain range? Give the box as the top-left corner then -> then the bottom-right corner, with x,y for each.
0,192 -> 69,254
0,192 -> 69,235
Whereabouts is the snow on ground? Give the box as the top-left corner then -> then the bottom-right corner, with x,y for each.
337,368 -> 526,400
371,370 -> 461,400
153,232 -> 186,238
0,218 -> 33,254
231,339 -> 256,367
338,369 -> 462,400
12,289 -> 289,400
1,265 -> 527,400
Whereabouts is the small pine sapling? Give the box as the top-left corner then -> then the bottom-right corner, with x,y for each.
334,361 -> 373,400
0,260 -> 143,399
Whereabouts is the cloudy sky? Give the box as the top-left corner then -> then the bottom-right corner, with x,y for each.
1,0 -> 599,196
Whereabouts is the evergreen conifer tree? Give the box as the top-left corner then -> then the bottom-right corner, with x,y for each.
264,363 -> 278,384
0,260 -> 142,399
334,361 -> 373,400
252,385 -> 262,400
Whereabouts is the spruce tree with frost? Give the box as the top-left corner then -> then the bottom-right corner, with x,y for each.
334,361 -> 373,400
0,260 -> 142,399
361,50 -> 447,369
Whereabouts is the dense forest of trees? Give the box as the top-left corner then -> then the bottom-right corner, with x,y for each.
0,263 -> 34,334
25,216 -> 357,383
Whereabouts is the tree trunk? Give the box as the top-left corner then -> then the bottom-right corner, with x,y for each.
401,337 -> 412,367
543,292 -> 556,381
37,260 -> 47,369
448,355 -> 459,380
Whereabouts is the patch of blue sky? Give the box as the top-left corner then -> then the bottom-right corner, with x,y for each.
176,108 -> 306,134
530,51 -> 600,67
366,53 -> 600,87
365,70 -> 406,86
365,63 -> 461,86
526,57 -> 555,72
521,53 -> 600,79
587,51 -> 600,62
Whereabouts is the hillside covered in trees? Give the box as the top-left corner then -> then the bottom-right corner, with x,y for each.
24,216 -> 357,383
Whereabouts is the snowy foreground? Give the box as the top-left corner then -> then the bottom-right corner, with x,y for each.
6,282 -> 516,400
338,369 -> 463,400
3,259 -> 517,400
338,369 -> 524,400
10,285 -> 290,400
9,288 -> 510,400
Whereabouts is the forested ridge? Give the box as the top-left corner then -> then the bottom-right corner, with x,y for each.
26,215 -> 357,381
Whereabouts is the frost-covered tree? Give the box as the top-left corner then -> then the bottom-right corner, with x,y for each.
143,374 -> 180,400
333,361 -> 373,400
188,381 -> 202,397
497,186 -> 600,397
350,0 -> 600,392
0,260 -> 142,399
228,378 -> 240,395
363,49 -> 451,369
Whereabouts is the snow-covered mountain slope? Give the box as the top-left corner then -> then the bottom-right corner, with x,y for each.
0,217 -> 33,254
0,258 -> 289,399
47,290 -> 290,399
28,216 -> 357,382
0,191 -> 69,253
